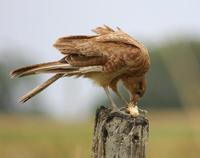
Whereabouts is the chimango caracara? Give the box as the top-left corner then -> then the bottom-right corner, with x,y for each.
10,25 -> 150,117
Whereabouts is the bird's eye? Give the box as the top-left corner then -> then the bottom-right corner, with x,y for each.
136,90 -> 142,96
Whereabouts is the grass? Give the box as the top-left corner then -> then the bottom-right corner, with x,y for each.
0,110 -> 200,158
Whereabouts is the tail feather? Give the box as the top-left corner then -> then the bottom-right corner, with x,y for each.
11,61 -> 103,103
15,63 -> 76,77
10,61 -> 78,79
10,61 -> 58,77
18,66 -> 103,103
19,74 -> 63,103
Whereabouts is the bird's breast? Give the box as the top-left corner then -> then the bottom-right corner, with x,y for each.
84,70 -> 123,87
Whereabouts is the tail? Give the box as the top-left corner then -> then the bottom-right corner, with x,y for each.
19,74 -> 63,103
10,59 -> 77,103
10,60 -> 103,103
10,60 -> 78,79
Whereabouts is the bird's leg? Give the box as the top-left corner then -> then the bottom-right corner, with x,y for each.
116,91 -> 129,105
109,78 -> 128,107
114,90 -> 130,111
117,92 -> 130,111
104,87 -> 131,116
104,87 -> 118,110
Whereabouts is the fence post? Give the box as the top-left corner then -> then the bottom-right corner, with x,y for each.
92,106 -> 149,158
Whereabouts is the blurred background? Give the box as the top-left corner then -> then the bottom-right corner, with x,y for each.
0,0 -> 200,158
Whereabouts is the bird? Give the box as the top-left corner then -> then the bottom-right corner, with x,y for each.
10,25 -> 150,117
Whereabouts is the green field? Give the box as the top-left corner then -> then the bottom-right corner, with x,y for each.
0,111 -> 199,158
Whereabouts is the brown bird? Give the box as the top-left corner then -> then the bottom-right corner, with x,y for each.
10,25 -> 150,116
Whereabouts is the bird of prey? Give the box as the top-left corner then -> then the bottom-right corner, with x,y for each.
10,25 -> 150,116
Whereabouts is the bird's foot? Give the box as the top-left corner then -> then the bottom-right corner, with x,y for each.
138,108 -> 148,116
110,106 -> 139,117
110,107 -> 130,117
109,105 -> 148,118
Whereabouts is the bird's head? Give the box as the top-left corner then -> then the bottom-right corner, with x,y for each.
130,77 -> 147,105
135,77 -> 147,98
122,76 -> 147,105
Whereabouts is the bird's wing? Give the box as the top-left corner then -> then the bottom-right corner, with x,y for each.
53,25 -> 141,57
53,34 -> 103,57
94,27 -> 141,49
64,54 -> 107,67
92,25 -> 115,34
54,25 -> 144,72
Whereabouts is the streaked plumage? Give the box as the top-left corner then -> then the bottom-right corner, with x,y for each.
10,25 -> 150,116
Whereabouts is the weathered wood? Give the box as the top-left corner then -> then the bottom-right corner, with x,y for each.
92,106 -> 149,158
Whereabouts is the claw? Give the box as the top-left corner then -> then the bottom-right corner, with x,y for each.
110,107 -> 131,117
138,108 -> 148,114
110,108 -> 126,115
110,103 -> 147,118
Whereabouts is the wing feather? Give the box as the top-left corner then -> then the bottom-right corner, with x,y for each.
95,32 -> 141,48
53,35 -> 103,56
92,25 -> 115,34
54,25 -> 142,58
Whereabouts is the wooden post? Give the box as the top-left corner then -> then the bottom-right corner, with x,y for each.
92,106 -> 149,158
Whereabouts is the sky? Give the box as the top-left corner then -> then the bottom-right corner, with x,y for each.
0,0 -> 200,119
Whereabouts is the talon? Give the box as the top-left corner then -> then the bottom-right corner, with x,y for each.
110,107 -> 131,116
138,108 -> 148,114
119,107 -> 126,111
110,107 -> 120,114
